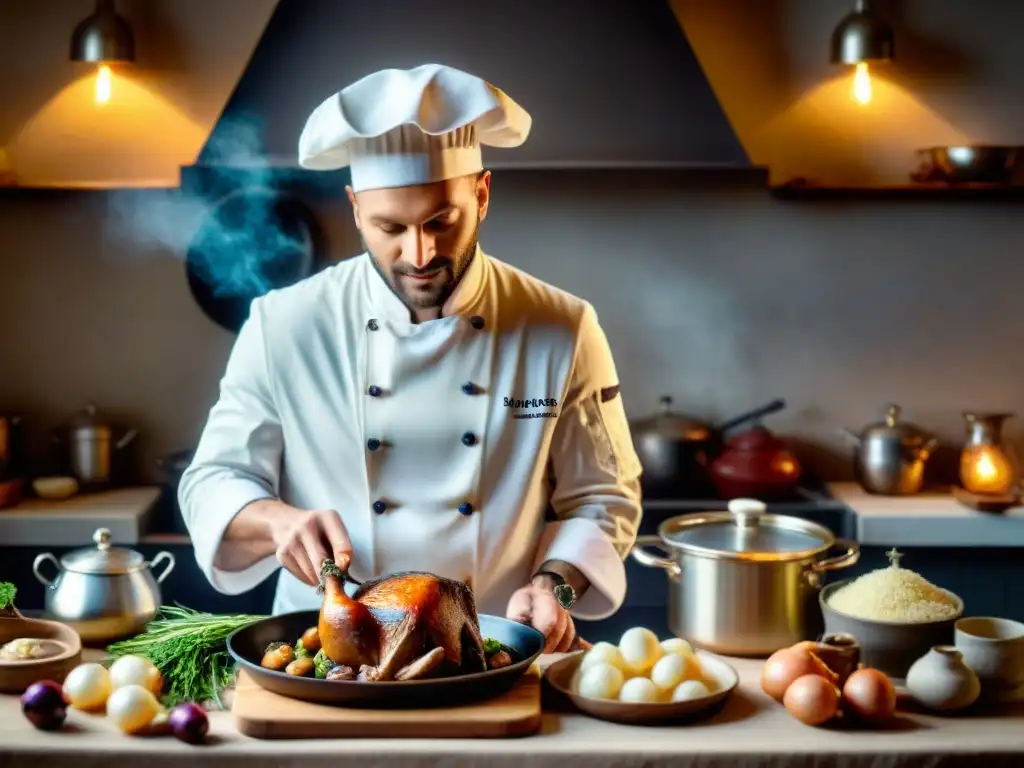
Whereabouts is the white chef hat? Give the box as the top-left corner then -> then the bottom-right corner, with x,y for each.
298,63 -> 532,192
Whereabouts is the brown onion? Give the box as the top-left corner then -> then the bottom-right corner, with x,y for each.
760,647 -> 828,702
783,673 -> 841,726
842,668 -> 897,723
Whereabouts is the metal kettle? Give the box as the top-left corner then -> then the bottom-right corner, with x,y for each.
840,404 -> 938,495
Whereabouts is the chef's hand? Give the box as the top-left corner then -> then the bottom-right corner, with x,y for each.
506,582 -> 590,653
268,505 -> 353,588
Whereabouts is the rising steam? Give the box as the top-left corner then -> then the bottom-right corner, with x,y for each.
102,115 -> 314,301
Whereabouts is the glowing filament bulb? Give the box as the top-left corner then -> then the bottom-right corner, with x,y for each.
95,64 -> 112,105
852,62 -> 872,105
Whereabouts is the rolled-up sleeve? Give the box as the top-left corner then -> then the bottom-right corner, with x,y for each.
178,298 -> 283,595
534,302 -> 643,620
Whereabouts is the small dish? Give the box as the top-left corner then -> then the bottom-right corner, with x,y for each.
0,606 -> 82,693
955,616 -> 1024,702
543,650 -> 738,725
32,476 -> 79,500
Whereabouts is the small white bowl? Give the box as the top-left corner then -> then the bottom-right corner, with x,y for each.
32,476 -> 79,500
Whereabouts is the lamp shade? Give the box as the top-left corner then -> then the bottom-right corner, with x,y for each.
70,0 -> 135,63
830,0 -> 894,65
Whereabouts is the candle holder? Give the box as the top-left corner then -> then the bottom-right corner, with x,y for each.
953,411 -> 1020,512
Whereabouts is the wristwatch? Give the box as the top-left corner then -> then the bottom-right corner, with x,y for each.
534,570 -> 577,610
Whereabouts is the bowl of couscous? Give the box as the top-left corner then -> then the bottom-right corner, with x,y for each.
819,548 -> 964,681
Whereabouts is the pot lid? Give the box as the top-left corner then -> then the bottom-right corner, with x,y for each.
70,403 -> 111,439
630,396 -> 713,441
60,528 -> 145,574
859,404 -> 933,445
657,498 -> 835,561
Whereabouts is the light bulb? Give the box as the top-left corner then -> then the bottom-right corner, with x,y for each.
852,62 -> 872,105
95,64 -> 112,105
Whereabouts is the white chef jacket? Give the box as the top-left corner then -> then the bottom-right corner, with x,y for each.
178,246 -> 643,620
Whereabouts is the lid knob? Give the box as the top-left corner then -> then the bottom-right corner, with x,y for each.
727,498 -> 767,527
883,404 -> 903,427
93,527 -> 112,551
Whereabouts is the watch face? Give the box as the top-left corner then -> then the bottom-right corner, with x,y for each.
553,583 -> 575,610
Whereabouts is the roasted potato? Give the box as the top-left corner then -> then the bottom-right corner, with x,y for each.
261,642 -> 295,670
487,650 -> 513,670
299,626 -> 321,654
285,656 -> 315,677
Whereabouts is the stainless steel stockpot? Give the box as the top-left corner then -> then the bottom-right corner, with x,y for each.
630,499 -> 860,657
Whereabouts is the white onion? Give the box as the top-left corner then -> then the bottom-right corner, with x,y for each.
109,655 -> 163,695
671,679 -> 711,702
579,642 -> 627,673
63,662 -> 112,711
650,652 -> 695,691
660,637 -> 694,657
106,684 -> 164,735
618,676 -> 659,703
618,627 -> 662,674
576,661 -> 624,700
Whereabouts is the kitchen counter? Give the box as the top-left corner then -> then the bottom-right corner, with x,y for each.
827,482 -> 1024,547
2,654 -> 1022,768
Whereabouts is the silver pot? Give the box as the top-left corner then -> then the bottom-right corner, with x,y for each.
32,527 -> 174,643
67,403 -> 138,486
840,404 -> 938,495
630,499 -> 860,657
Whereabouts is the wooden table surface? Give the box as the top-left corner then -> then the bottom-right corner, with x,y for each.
2,652 -> 1023,768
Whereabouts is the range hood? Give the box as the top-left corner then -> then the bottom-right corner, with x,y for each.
188,0 -> 754,176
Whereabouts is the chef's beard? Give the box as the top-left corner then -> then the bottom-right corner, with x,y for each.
366,222 -> 480,312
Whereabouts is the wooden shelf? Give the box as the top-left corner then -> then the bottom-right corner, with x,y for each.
770,184 -> 1024,201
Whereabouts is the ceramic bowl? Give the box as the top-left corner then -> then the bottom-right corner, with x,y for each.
819,579 -> 963,681
955,616 -> 1024,702
0,608 -> 82,693
543,649 -> 738,725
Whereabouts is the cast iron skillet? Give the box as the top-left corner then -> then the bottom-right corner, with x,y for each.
185,187 -> 327,333
227,611 -> 544,708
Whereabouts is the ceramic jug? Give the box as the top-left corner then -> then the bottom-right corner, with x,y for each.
906,645 -> 980,711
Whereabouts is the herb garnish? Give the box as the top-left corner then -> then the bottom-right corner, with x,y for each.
0,582 -> 16,617
106,605 -> 267,708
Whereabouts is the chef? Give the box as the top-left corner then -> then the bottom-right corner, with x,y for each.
179,63 -> 643,653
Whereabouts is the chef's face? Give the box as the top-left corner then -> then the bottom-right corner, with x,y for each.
347,172 -> 491,315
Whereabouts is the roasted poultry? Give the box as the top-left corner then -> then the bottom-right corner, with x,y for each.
313,561 -> 488,682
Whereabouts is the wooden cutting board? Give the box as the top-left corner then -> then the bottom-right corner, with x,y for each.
232,665 -> 542,739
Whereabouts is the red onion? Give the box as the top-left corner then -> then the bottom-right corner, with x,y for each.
21,680 -> 68,730
169,702 -> 209,744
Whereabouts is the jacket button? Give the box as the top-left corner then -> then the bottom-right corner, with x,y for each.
367,385 -> 382,397
373,500 -> 387,514
458,502 -> 474,516
367,319 -> 379,331
367,438 -> 381,451
469,315 -> 485,330
461,432 -> 477,446
461,382 -> 477,395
